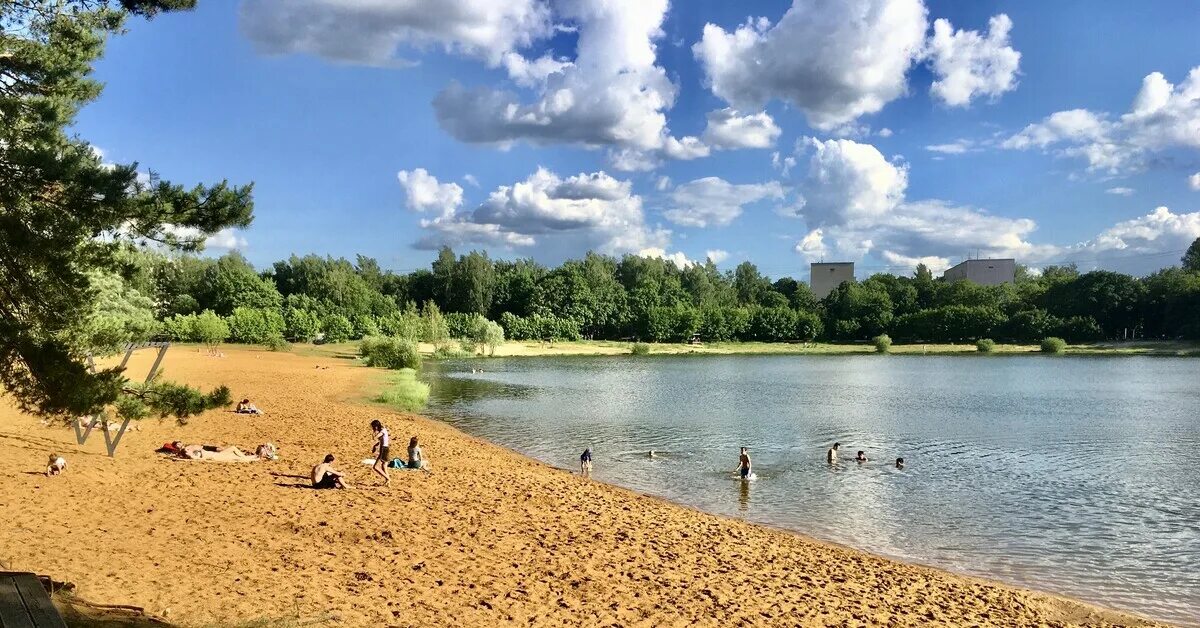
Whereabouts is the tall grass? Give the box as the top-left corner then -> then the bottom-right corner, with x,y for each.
630,342 -> 651,355
372,368 -> 430,412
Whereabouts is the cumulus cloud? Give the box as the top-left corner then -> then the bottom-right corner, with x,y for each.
705,249 -> 730,264
637,247 -> 692,269
880,250 -> 951,273
434,0 -> 698,167
414,167 -> 669,256
1105,187 -> 1135,196
785,138 -> 1056,266
924,139 -> 975,154
664,177 -> 785,228
1189,172 -> 1200,191
158,225 -> 249,252
926,14 -> 1020,107
1069,206 -> 1200,259
239,0 -> 552,66
877,128 -> 894,138
702,109 -> 781,149
397,168 -> 464,218
1002,67 -> 1200,174
655,176 -> 672,191
463,174 -> 480,187
693,0 -> 928,132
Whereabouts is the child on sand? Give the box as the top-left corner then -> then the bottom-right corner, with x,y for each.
580,448 -> 592,477
407,436 -> 430,472
370,419 -> 390,486
235,399 -> 263,414
46,453 -> 66,476
312,454 -> 349,489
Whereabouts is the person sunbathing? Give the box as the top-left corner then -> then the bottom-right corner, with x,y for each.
169,441 -> 261,462
312,454 -> 349,489
235,399 -> 263,415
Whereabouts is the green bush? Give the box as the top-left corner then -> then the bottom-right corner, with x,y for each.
873,333 -> 892,353
378,309 -> 424,340
360,336 -> 421,369
421,301 -> 451,347
161,313 -> 200,342
470,316 -> 505,356
433,344 -> 471,359
284,307 -> 321,343
322,314 -> 354,343
372,368 -> 430,412
1040,337 -> 1067,354
352,314 -> 379,339
225,307 -> 285,344
976,338 -> 996,353
193,310 -> 230,349
263,333 -> 291,352
445,312 -> 476,339
630,342 -> 651,355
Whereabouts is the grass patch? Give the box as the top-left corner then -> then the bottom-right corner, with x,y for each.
1040,337 -> 1067,354
976,338 -> 996,353
630,342 -> 651,355
372,368 -> 430,412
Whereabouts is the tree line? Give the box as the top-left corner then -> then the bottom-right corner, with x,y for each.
89,240 -> 1200,351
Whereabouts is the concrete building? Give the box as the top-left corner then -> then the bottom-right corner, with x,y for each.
810,262 -> 855,299
941,258 -> 1016,286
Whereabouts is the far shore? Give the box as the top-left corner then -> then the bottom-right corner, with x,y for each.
289,338 -> 1200,360
0,345 -> 1166,626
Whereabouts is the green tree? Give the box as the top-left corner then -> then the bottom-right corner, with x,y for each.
321,314 -> 354,342
225,307 -> 285,344
0,0 -> 252,421
1183,237 -> 1200,272
421,301 -> 451,347
284,308 -> 321,342
199,252 -> 281,316
193,310 -> 230,351
68,270 -> 160,355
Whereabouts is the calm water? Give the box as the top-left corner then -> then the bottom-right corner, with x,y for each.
425,355 -> 1200,625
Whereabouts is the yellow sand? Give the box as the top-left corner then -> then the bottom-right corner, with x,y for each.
0,346 -> 1163,627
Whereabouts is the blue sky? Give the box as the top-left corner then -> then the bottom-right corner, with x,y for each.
77,0 -> 1200,278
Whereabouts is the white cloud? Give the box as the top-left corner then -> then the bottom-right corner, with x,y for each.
397,168 -> 464,218
771,151 -> 798,177
415,167 -> 669,256
434,0 -> 689,162
638,247 -> 692,269
160,225 -> 249,252
664,177 -> 785,228
239,0 -> 553,67
705,249 -> 729,264
877,128 -> 894,138
926,14 -> 1020,107
786,138 -> 1057,266
925,140 -> 974,154
1069,206 -> 1200,259
463,174 -> 480,187
702,109 -> 781,149
1105,187 -> 1135,196
1002,67 -> 1200,174
1189,172 -> 1200,191
655,176 -> 672,191
693,0 -> 929,131
880,250 -> 951,273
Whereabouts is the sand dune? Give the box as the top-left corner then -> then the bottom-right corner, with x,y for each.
0,346 -> 1163,626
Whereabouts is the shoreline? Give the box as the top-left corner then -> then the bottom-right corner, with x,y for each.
0,346 -> 1169,626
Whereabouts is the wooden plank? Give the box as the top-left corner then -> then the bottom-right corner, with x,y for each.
0,574 -> 35,628
11,574 -> 65,628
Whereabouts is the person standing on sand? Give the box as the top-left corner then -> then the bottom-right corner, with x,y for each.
580,448 -> 592,477
312,454 -> 349,489
370,419 -> 390,486
827,442 -> 840,463
735,447 -> 752,479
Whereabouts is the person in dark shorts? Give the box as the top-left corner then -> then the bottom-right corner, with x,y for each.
736,447 -> 752,479
370,419 -> 390,486
579,448 -> 592,477
311,454 -> 349,489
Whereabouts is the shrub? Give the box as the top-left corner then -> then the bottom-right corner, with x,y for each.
322,314 -> 354,343
193,310 -> 230,350
469,316 -> 505,356
1040,337 -> 1067,354
445,312 -> 476,339
976,338 -> 996,353
360,336 -> 421,370
873,334 -> 892,353
630,342 -> 651,355
433,345 -> 471,359
263,333 -> 291,352
372,368 -> 430,412
352,314 -> 379,339
284,307 -> 321,342
225,307 -> 285,344
161,313 -> 200,342
378,309 -> 423,340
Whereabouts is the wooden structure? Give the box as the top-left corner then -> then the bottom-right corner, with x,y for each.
0,572 -> 66,627
77,341 -> 170,457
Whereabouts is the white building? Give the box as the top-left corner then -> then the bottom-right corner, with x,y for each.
942,258 -> 1016,286
810,262 -> 855,299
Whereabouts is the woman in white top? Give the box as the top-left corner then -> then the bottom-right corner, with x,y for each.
370,419 -> 390,486
408,436 -> 430,472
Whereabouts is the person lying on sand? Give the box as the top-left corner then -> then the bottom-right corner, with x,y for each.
166,442 -> 262,462
235,399 -> 263,415
312,454 -> 349,489
46,453 -> 66,476
735,447 -> 752,480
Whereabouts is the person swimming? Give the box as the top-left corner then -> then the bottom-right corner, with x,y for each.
827,442 -> 840,463
895,457 -> 905,469
856,450 -> 868,463
647,450 -> 656,459
735,447 -> 752,480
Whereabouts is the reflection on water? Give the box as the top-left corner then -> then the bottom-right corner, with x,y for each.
426,355 -> 1200,626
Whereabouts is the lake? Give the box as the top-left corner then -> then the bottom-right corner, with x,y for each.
425,354 -> 1200,626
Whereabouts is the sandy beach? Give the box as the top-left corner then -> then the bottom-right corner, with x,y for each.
0,346 -> 1164,626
